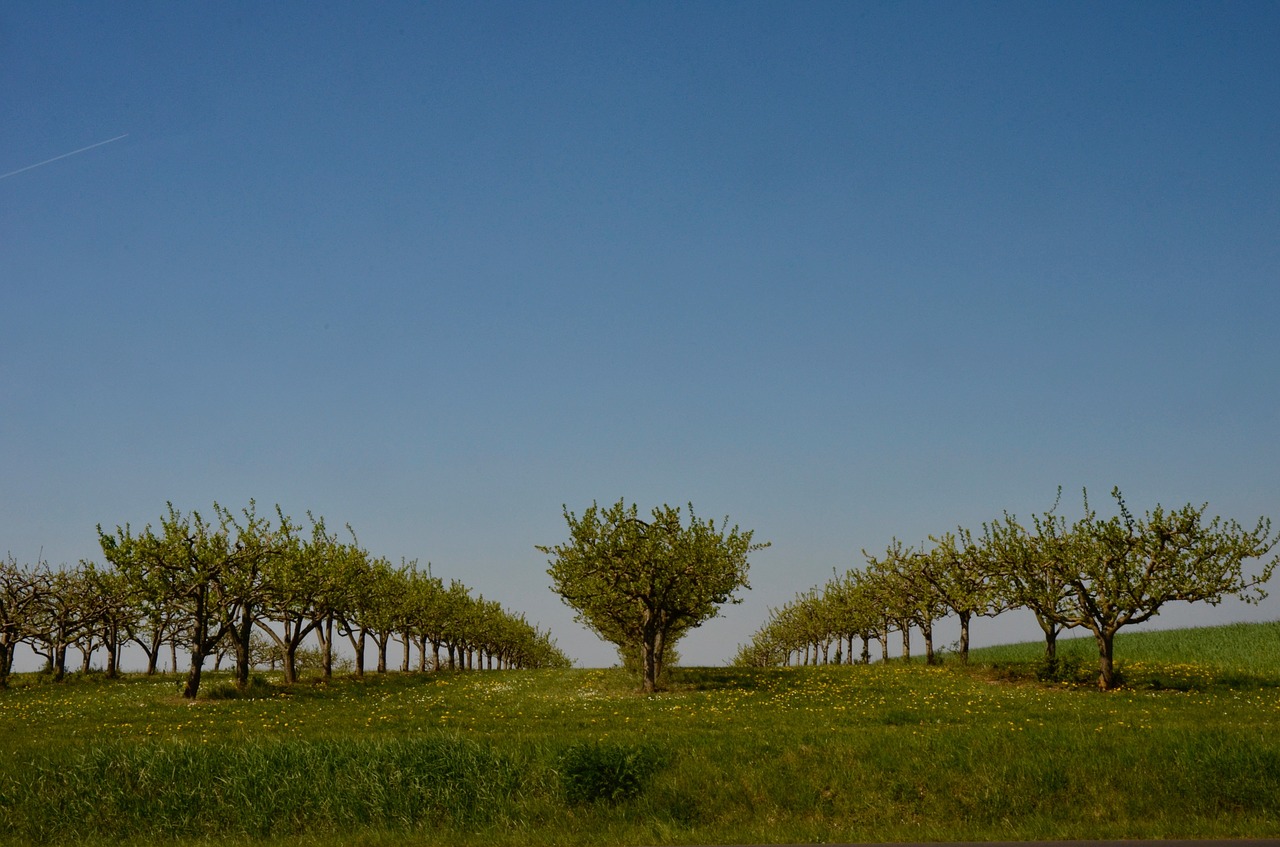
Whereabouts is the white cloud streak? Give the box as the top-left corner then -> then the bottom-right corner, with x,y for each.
0,134 -> 129,181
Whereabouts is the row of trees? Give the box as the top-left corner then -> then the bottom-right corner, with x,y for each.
0,502 -> 569,697
735,489 -> 1278,689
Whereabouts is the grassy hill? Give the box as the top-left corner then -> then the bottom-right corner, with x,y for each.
1,621 -> 1278,846
970,619 -> 1280,685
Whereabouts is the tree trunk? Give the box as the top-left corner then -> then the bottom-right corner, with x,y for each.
1037,614 -> 1059,669
281,625 -> 300,685
354,629 -> 366,677
376,636 -> 388,674
922,618 -> 935,665
860,635 -> 871,665
182,647 -> 206,699
400,632 -> 411,673
170,640 -> 178,674
1096,629 -> 1117,690
900,626 -> 911,662
958,610 -> 972,664
234,606 -> 253,689
320,615 -> 334,681
641,628 -> 663,694
53,643 -> 68,681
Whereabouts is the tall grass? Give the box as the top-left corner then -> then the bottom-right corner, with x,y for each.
0,735 -> 526,842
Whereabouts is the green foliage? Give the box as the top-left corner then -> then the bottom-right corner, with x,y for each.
1034,653 -> 1091,684
739,488 -> 1279,692
558,741 -> 666,805
540,499 -> 767,692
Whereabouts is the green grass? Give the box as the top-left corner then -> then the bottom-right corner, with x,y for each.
2,621 -> 1280,845
970,619 -> 1280,687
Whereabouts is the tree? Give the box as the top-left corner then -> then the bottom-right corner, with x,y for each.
217,503 -> 293,690
27,563 -> 97,681
828,569 -> 880,665
923,530 -> 1004,663
983,509 -> 1077,668
354,557 -> 405,674
99,504 -> 256,699
1057,489 -> 1278,690
539,499 -> 768,693
862,540 -> 931,662
82,562 -> 136,679
257,513 -> 336,685
0,556 -> 44,687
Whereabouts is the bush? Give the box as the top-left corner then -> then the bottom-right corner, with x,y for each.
202,674 -> 275,700
1036,654 -> 1090,683
559,741 -> 665,805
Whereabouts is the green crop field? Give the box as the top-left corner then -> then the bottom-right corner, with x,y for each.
2,621 -> 1279,846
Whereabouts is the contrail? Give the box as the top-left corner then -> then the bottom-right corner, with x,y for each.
0,133 -> 129,181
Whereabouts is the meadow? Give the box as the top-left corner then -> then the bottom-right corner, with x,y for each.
1,622 -> 1278,846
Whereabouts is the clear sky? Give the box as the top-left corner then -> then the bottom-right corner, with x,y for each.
3,2 -> 1278,668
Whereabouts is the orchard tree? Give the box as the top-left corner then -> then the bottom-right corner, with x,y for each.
540,499 -> 768,693
219,503 -> 294,690
99,504 -> 259,698
27,564 -> 97,681
82,562 -> 136,679
1058,489 -> 1278,690
862,540 -> 933,662
829,570 -> 879,665
983,509 -> 1077,667
923,530 -> 1004,663
0,556 -> 44,686
257,513 -> 337,685
355,557 -> 406,674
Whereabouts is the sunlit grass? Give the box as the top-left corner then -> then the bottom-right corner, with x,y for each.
2,622 -> 1279,845
970,619 -> 1280,687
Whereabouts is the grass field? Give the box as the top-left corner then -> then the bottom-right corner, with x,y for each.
2,621 -> 1279,845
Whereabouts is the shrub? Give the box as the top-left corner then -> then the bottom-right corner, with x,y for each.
559,741 -> 666,805
202,674 -> 275,700
1036,654 -> 1091,684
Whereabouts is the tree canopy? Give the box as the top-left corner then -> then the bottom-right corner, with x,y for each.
539,499 -> 768,692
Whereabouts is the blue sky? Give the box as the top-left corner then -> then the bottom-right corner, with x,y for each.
3,2 -> 1278,667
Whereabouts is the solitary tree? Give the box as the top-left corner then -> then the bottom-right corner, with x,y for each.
539,499 -> 768,693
